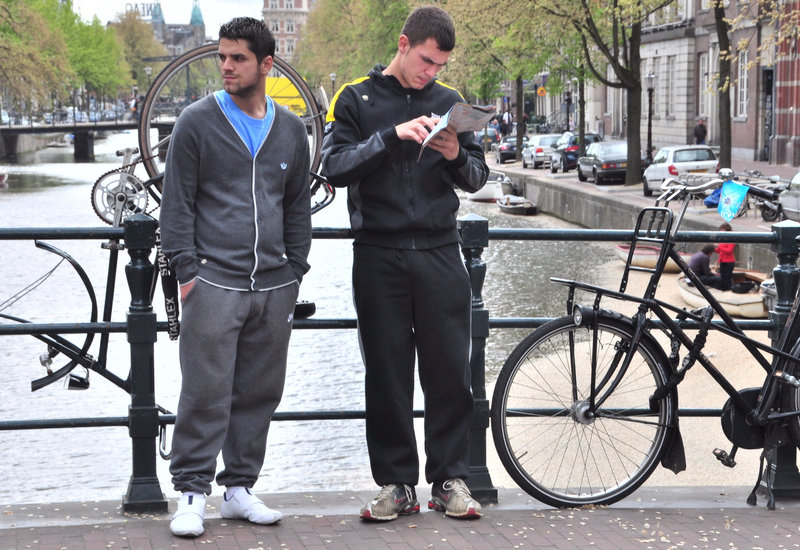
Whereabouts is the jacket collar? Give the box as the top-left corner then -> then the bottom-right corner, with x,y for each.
369,64 -> 436,96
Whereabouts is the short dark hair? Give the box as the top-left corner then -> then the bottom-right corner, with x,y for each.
401,6 -> 455,52
219,17 -> 275,63
702,243 -> 716,255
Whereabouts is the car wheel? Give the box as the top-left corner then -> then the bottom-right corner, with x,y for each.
534,162 -> 541,169
643,177 -> 653,197
594,170 -> 603,185
577,168 -> 587,182
522,156 -> 528,168
550,158 -> 558,173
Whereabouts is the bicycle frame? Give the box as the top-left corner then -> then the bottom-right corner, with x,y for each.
553,196 -> 800,436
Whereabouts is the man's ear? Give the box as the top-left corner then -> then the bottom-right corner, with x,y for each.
398,34 -> 410,54
261,55 -> 274,76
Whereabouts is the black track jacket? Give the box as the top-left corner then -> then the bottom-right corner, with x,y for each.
321,64 -> 489,250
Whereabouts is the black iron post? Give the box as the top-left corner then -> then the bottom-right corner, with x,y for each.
458,214 -> 498,504
564,91 -> 572,132
763,221 -> 800,500
645,73 -> 655,163
123,213 -> 167,512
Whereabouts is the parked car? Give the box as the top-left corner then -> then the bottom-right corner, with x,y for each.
550,132 -> 603,173
475,127 -> 500,150
492,135 -> 527,164
642,145 -> 718,196
576,140 -> 647,184
521,133 -> 560,169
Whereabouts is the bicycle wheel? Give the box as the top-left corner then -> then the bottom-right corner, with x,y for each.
491,313 -> 676,507
138,43 -> 324,186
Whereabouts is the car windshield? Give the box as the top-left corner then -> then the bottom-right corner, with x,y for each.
674,148 -> 715,162
541,136 -> 559,146
601,143 -> 627,155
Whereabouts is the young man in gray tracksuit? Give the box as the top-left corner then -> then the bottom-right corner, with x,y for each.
321,6 -> 489,522
160,17 -> 311,538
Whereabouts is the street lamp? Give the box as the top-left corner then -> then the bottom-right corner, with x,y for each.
645,72 -> 655,163
329,73 -> 337,97
564,90 -> 572,132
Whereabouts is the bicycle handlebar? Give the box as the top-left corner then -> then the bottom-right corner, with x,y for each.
660,172 -> 780,201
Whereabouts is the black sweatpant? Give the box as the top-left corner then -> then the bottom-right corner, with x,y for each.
353,243 -> 474,487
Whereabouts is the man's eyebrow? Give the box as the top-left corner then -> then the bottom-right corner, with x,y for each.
421,54 -> 447,67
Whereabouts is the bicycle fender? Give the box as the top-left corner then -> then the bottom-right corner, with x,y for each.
592,310 -> 686,473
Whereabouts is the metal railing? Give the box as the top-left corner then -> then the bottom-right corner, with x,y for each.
2,214 -> 800,512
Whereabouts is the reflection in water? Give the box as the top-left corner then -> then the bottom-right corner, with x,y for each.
0,132 -> 615,504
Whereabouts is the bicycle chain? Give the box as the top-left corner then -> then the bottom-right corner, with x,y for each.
92,154 -> 161,217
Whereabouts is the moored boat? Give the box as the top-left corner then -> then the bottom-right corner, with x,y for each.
497,194 -> 537,215
466,180 -> 501,202
676,273 -> 767,318
614,244 -> 692,273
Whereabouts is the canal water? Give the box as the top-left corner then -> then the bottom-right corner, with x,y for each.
0,131 -> 615,505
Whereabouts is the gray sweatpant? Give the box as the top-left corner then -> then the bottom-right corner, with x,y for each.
169,279 -> 299,494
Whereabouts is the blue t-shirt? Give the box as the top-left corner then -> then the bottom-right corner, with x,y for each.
214,90 -> 275,157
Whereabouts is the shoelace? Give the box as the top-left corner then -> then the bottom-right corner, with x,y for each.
443,478 -> 471,496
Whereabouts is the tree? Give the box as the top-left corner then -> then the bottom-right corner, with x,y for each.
111,10 -> 167,96
0,0 -> 72,109
296,0 -> 407,92
713,1 -> 732,169
535,0 -> 673,185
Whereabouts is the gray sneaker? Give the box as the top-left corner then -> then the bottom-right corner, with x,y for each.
429,478 -> 482,518
360,484 -> 420,521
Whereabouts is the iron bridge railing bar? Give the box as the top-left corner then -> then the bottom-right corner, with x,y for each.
1,218 -> 797,511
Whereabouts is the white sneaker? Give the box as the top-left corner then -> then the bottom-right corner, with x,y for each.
170,492 -> 206,537
221,487 -> 283,525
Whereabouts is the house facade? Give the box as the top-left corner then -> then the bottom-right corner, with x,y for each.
587,0 -> 797,167
262,0 -> 315,64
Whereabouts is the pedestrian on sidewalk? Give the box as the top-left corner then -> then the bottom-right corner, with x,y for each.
694,118 -> 707,144
716,222 -> 736,291
321,5 -> 488,522
160,16 -> 311,538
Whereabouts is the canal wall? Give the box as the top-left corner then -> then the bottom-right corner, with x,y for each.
505,171 -> 781,274
0,130 -> 61,157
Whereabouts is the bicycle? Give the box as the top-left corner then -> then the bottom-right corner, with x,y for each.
89,43 -> 334,225
3,47 -> 332,402
490,168 -> 799,509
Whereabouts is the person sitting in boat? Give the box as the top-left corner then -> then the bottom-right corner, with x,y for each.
688,244 -> 722,289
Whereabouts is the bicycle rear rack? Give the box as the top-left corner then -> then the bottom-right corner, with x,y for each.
619,206 -> 674,298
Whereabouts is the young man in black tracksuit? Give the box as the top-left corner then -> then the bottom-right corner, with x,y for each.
321,6 -> 489,521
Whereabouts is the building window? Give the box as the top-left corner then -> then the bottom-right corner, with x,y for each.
286,39 -> 295,53
698,53 -> 708,117
666,56 -> 676,116
270,19 -> 280,32
270,0 -> 278,9
737,50 -> 749,118
286,20 -> 295,33
286,0 -> 294,8
275,40 -> 281,54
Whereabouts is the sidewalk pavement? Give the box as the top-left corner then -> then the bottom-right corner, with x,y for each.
2,486 -> 800,550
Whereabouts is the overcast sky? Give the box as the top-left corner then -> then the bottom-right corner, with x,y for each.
70,0 -> 264,39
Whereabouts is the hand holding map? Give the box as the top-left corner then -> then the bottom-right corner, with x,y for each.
418,103 -> 497,160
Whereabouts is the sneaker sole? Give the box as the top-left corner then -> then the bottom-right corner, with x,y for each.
360,504 -> 420,522
428,499 -> 482,519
